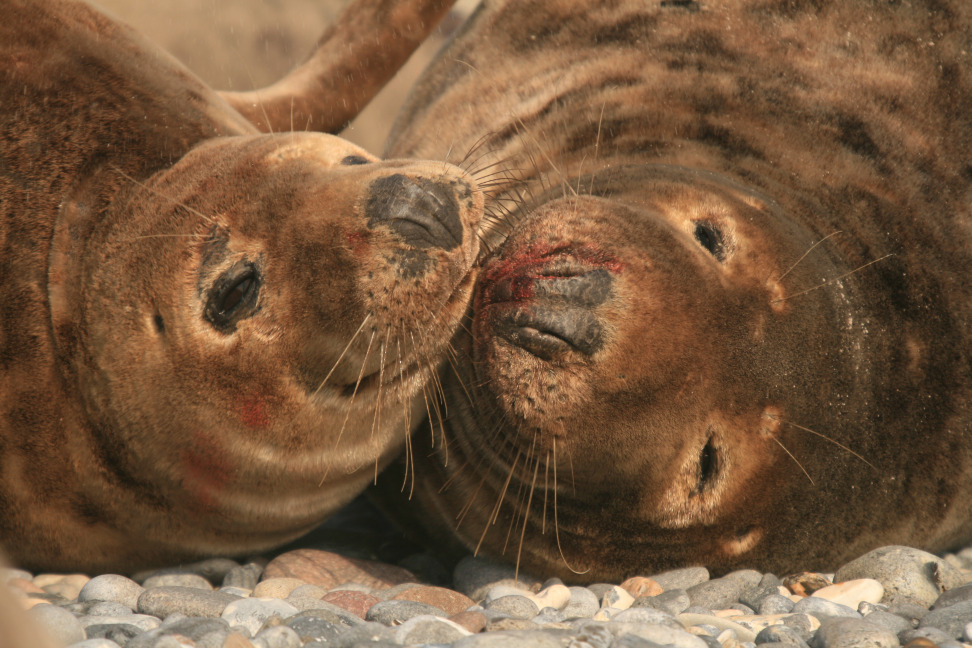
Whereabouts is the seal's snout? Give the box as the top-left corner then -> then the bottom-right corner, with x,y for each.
365,174 -> 463,250
496,307 -> 605,359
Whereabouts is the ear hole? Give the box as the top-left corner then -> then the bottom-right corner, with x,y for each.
153,314 -> 165,334
341,155 -> 371,166
693,221 -> 727,262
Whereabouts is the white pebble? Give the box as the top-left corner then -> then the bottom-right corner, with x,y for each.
811,578 -> 884,609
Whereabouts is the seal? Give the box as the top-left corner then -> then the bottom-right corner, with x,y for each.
371,0 -> 972,581
0,0 -> 482,573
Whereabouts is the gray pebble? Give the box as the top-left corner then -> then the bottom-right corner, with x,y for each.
758,594 -> 795,615
886,600 -> 927,624
366,599 -> 448,624
563,586 -> 600,619
79,575 -> 146,611
28,604 -> 86,645
724,570 -> 764,589
790,596 -> 861,621
220,598 -> 299,636
729,603 -> 756,615
741,577 -> 784,611
134,558 -> 240,587
609,635 -> 671,648
452,628 -> 574,647
834,545 -> 967,607
323,621 -> 397,648
158,616 -> 230,639
83,623 -> 143,645
607,608 -> 680,628
533,607 -> 568,625
483,594 -> 540,620
395,614 -> 472,644
781,614 -> 816,641
137,586 -> 240,619
753,624 -> 809,647
254,624 -> 302,648
86,601 -> 135,617
931,582 -> 972,609
861,609 -> 912,635
65,641 -> 123,648
687,577 -> 752,611
682,606 -> 714,615
452,555 -> 541,602
571,620 -> 614,648
587,583 -> 618,601
141,574 -> 213,590
222,563 -> 263,590
810,617 -> 897,648
608,622 -> 708,648
650,567 -> 710,591
917,599 -> 972,639
79,614 -> 162,632
633,589 -> 691,617
286,615 -> 345,643
857,601 -> 889,615
900,626 -> 956,645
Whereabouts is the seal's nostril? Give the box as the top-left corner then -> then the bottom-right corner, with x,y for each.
365,174 -> 463,250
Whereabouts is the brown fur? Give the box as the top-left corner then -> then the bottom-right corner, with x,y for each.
0,0 -> 482,572
371,0 -> 972,581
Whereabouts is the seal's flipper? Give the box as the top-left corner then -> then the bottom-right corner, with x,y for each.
221,0 -> 456,134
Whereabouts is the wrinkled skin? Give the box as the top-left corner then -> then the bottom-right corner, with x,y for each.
375,0 -> 972,581
0,0 -> 481,572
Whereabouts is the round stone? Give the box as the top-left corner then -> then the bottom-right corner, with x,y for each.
790,596 -> 861,621
687,577 -> 752,611
601,585 -> 635,610
27,603 -> 85,645
79,575 -> 146,610
262,549 -> 414,591
83,623 -> 143,645
391,584 -> 474,615
222,563 -> 263,590
253,624 -> 302,648
251,578 -> 307,599
650,566 -> 711,591
452,555 -> 541,602
917,600 -> 972,640
79,614 -> 163,632
321,590 -> 380,618
758,594 -> 795,615
634,588 -> 692,617
861,609 -> 912,635
528,584 -> 571,611
286,615 -> 346,643
562,586 -> 600,619
365,599 -> 448,625
220,598 -> 300,635
395,614 -> 472,644
138,586 -> 241,618
931,582 -> 972,610
754,623 -> 810,647
620,577 -> 663,599
85,601 -> 134,617
35,573 -> 90,600
811,617 -> 898,647
142,574 -> 214,590
834,545 -> 967,607
449,609 -> 489,633
811,579 -> 885,609
483,594 -> 540,620
66,640 -> 123,648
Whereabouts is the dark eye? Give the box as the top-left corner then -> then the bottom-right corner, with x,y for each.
693,221 -> 727,262
341,155 -> 371,166
205,262 -> 261,332
695,436 -> 719,494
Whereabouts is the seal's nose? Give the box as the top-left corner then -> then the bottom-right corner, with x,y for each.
365,174 -> 463,249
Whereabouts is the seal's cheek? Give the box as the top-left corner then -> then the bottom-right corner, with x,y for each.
236,392 -> 271,429
178,431 -> 232,514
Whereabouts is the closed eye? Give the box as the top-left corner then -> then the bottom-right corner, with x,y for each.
693,221 -> 728,262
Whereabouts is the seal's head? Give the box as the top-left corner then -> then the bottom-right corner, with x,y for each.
39,132 -> 483,571
403,165 -> 903,581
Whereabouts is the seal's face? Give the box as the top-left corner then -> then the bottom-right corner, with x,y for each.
48,132 -> 483,561
441,166 -> 866,578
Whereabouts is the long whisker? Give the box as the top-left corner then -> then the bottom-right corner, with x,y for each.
773,254 -> 893,304
779,418 -> 876,469
552,437 -> 590,575
777,231 -> 844,282
771,436 -> 814,485
110,165 -> 217,226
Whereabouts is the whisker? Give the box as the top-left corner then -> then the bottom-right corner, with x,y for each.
777,417 -> 876,469
777,231 -> 844,282
773,254 -> 893,304
771,436 -> 815,485
552,437 -> 590,575
110,165 -> 217,226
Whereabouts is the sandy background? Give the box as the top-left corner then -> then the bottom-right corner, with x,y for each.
95,0 -> 475,155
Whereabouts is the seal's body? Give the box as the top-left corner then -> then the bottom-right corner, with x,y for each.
0,0 -> 482,572
378,0 -> 972,580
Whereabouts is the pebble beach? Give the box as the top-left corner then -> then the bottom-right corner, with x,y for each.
5,500 -> 972,648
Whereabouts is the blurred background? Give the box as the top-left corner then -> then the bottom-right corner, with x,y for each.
97,0 -> 477,155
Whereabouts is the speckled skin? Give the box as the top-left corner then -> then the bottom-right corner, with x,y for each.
375,0 -> 972,581
0,0 -> 482,572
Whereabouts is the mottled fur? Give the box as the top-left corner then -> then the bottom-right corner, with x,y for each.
0,0 -> 482,572
375,0 -> 972,580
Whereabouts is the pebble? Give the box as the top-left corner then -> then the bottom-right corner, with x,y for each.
833,545 -> 967,607
917,599 -> 972,639
137,586 -> 241,618
224,563 -> 264,590
320,590 -> 380,618
365,598 -> 449,624
483,594 -> 541,619
85,601 -> 133,617
254,624 -> 302,648
221,598 -> 300,635
757,594 -> 795,615
79,574 -> 146,610
395,614 -> 473,644
810,579 -> 884,609
35,573 -> 91,600
529,584 -> 572,611
563,586 -> 601,619
620,576 -> 663,599
810,617 -> 898,647
78,613 -> 163,631
451,556 -> 543,602
687,577 -> 753,611
601,585 -> 635,610
754,624 -> 810,647
930,582 -> 972,609
141,573 -> 214,590
391,583 -> 476,615
650,567 -> 711,591
861,609 -> 911,635
677,613 -> 758,642
261,549 -> 415,590
790,596 -> 861,620
782,573 -> 833,597
285,615 -> 346,643
28,603 -> 86,645
251,578 -> 308,599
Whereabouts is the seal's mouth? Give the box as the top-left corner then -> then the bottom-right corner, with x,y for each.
476,244 -> 618,359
